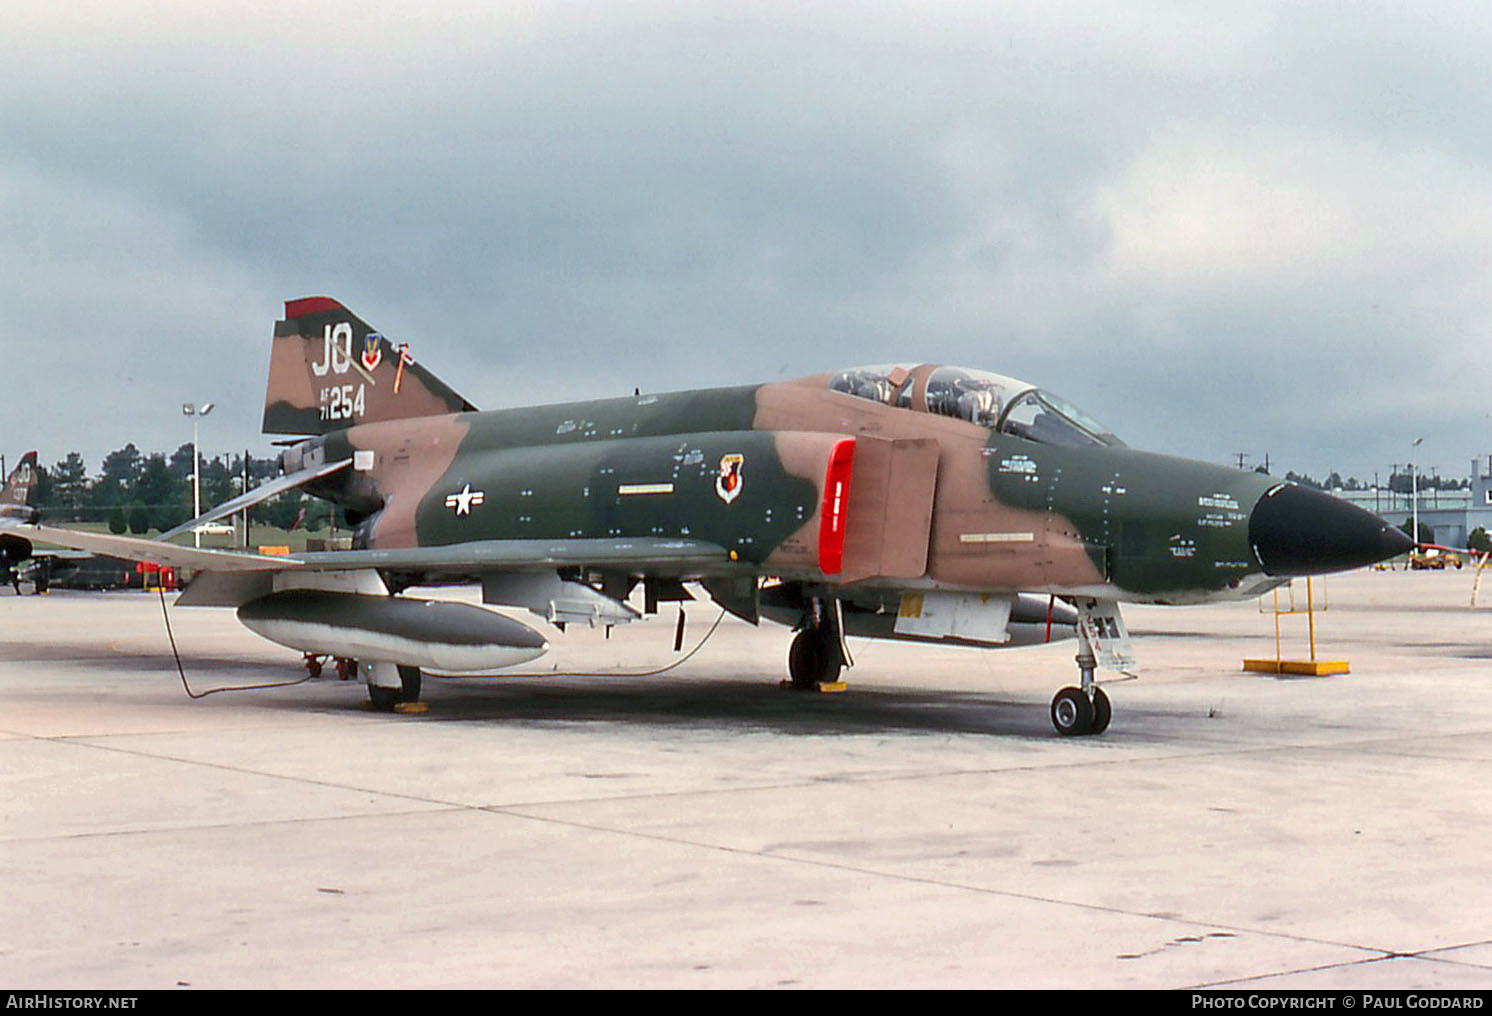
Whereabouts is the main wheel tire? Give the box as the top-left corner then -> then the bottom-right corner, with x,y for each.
1051,686 -> 1095,736
369,666 -> 422,711
1089,686 -> 1112,735
397,664 -> 422,703
788,630 -> 842,689
368,683 -> 400,711
788,631 -> 823,689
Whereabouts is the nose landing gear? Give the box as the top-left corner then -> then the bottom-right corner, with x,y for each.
1051,598 -> 1129,736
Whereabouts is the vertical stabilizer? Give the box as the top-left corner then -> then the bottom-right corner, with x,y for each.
0,451 -> 39,522
262,297 -> 478,435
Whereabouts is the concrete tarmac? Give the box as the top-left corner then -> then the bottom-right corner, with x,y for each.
2,568 -> 1490,989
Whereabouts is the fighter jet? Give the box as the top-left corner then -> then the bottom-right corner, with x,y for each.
0,452 -> 41,592
3,298 -> 1413,733
0,452 -> 137,593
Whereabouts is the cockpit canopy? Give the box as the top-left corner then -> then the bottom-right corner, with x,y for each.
827,364 -> 1121,449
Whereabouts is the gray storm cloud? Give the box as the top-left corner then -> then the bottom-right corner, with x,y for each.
2,1 -> 1489,481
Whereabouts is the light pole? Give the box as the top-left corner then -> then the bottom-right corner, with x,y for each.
182,402 -> 215,547
1410,437 -> 1424,550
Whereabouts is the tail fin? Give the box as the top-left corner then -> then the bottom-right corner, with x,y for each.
262,297 -> 478,435
0,451 -> 39,523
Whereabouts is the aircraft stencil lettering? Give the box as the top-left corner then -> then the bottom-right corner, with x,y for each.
2,298 -> 1413,733
311,322 -> 354,377
319,383 -> 365,423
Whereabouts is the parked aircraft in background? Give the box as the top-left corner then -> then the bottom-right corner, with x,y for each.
0,453 -> 142,592
0,452 -> 40,592
1,298 -> 1412,733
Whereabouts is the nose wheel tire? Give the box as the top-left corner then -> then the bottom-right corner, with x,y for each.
1051,686 -> 1093,735
1052,686 -> 1110,736
1088,686 -> 1111,735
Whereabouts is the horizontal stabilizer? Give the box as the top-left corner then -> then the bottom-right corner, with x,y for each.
156,457 -> 352,543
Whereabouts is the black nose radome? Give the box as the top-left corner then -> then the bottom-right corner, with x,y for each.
1249,483 -> 1414,576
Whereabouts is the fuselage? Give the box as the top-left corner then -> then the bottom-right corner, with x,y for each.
283,372 -> 1360,606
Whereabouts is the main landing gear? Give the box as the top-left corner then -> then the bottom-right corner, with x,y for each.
786,597 -> 848,691
301,654 -> 424,711
366,663 -> 424,712
306,655 -> 425,712
1050,647 -> 1111,737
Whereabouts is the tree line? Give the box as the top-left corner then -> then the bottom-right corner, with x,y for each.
20,444 -> 340,535
1283,469 -> 1468,492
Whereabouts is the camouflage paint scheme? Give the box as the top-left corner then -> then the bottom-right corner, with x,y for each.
267,299 -> 1292,607
1,297 -> 1411,729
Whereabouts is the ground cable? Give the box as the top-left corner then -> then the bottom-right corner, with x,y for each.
158,586 -> 312,698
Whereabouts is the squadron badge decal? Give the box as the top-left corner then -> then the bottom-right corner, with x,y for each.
361,333 -> 384,372
715,453 -> 744,504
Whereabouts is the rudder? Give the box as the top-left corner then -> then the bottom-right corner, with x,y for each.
262,297 -> 478,435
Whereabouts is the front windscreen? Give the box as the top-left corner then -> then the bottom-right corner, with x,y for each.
998,389 -> 1121,448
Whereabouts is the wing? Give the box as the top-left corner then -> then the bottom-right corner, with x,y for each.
9,523 -> 729,576
13,523 -> 304,573
292,537 -> 730,573
9,520 -> 733,622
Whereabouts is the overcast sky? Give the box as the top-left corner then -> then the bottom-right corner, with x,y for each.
4,1 -> 1490,486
